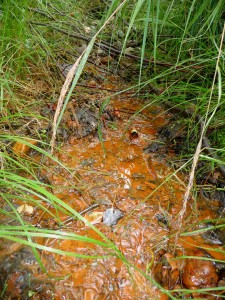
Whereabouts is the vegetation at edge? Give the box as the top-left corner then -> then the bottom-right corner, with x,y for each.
0,0 -> 224,298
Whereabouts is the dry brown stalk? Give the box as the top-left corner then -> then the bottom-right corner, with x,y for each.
50,0 -> 128,154
178,22 -> 225,227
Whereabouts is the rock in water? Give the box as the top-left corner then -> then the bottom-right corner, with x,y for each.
182,249 -> 218,289
103,208 -> 123,227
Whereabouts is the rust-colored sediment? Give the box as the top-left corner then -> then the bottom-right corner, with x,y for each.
1,79 -> 224,299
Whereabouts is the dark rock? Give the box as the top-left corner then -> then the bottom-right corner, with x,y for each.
0,246 -> 55,299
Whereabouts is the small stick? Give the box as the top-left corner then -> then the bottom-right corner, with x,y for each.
31,21 -> 203,73
62,203 -> 100,226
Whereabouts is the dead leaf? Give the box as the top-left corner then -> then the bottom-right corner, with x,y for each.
84,211 -> 103,226
12,139 -> 38,157
17,203 -> 34,215
164,253 -> 180,270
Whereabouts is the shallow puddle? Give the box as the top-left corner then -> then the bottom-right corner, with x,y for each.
0,78 -> 224,299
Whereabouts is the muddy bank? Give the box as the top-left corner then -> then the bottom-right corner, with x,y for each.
1,76 -> 225,299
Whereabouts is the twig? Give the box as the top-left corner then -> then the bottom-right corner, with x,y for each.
178,22 -> 225,226
30,22 -> 90,43
50,55 -> 82,153
47,1 -> 83,27
50,0 -> 128,153
30,21 -> 203,73
28,7 -> 56,20
61,203 -> 100,226
62,50 -> 115,74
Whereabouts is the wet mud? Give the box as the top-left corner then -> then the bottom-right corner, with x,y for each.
1,77 -> 225,299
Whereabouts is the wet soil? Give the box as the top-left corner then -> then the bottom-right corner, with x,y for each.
1,76 -> 225,299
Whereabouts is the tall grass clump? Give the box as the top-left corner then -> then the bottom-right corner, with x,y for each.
0,0 -> 33,74
105,0 -> 225,166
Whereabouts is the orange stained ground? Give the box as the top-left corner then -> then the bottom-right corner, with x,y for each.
27,89 -> 224,299
14,82 -> 224,299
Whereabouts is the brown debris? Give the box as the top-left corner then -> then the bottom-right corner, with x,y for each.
12,138 -> 38,157
182,249 -> 219,289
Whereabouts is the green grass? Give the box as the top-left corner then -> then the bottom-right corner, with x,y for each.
0,0 -> 225,298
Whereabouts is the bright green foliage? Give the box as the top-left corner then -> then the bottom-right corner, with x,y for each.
0,0 -> 32,73
109,0 -> 225,159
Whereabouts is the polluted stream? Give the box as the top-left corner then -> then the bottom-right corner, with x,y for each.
0,77 -> 225,299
